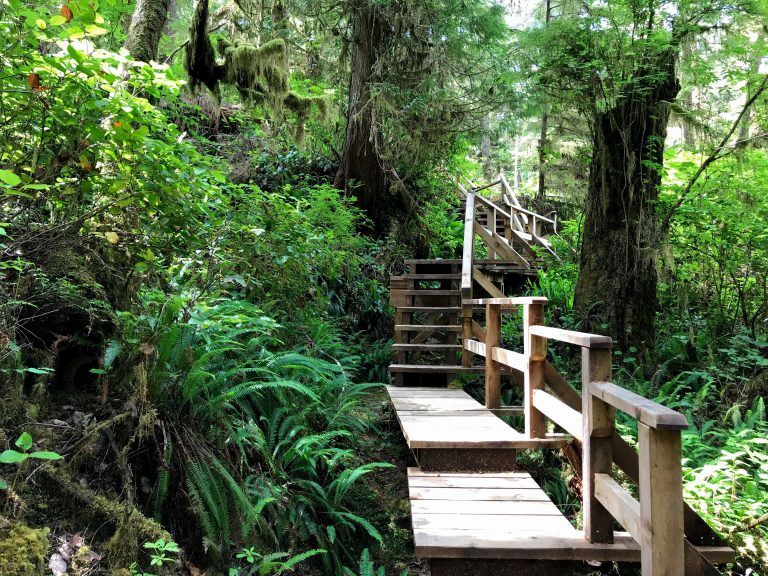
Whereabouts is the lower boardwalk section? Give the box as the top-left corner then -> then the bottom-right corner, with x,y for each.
387,386 -> 565,471
408,468 -> 734,573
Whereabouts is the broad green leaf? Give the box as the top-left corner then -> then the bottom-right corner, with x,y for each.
0,450 -> 28,464
50,15 -> 67,25
29,452 -> 63,460
0,478 -> 6,490
85,24 -> 108,36
15,432 -> 32,451
24,367 -> 53,375
0,170 -> 21,187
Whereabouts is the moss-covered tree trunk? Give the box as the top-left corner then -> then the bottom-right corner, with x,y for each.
333,4 -> 391,235
125,0 -> 172,63
574,50 -> 679,363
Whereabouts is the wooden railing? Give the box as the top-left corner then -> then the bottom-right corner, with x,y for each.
463,297 -> 724,575
458,176 -> 558,369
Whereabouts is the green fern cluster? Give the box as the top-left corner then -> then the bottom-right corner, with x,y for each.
113,294 -> 392,574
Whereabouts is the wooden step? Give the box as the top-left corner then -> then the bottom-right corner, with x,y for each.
395,325 -> 462,332
403,290 -> 461,296
406,259 -> 461,265
397,306 -> 461,313
392,344 -> 462,352
388,365 -> 485,374
402,274 -> 461,280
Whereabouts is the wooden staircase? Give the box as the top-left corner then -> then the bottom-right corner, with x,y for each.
386,175 -> 734,575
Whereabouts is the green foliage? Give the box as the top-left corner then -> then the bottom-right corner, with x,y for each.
231,546 -> 326,575
0,432 -> 63,491
341,548 -> 408,576
660,148 -> 768,338
110,292 -> 394,571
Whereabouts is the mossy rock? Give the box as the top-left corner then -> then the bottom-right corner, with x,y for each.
0,522 -> 50,576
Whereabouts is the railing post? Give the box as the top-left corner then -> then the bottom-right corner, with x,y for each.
582,347 -> 615,543
485,303 -> 501,409
461,192 -> 476,368
639,424 -> 685,575
488,206 -> 497,259
523,301 -> 546,438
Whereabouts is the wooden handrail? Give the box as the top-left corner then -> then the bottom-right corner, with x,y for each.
590,381 -> 689,430
529,325 -> 612,348
461,298 -> 696,574
468,297 -> 546,305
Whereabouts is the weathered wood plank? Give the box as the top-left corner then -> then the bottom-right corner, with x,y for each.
594,473 -> 640,542
387,387 -> 473,397
414,531 -> 641,562
388,364 -> 485,374
467,297 -> 547,306
591,382 -> 688,430
485,302 -> 501,409
492,348 -> 526,373
532,389 -> 583,441
409,487 -> 553,502
524,302 -> 547,438
464,339 -> 486,357
529,325 -> 612,348
582,347 -> 615,544
395,325 -> 463,332
639,423 -> 685,575
412,515 -> 574,533
407,474 -> 536,489
411,499 -> 563,516
407,468 -> 528,479
473,266 -> 506,299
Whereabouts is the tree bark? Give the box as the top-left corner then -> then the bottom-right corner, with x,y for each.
536,0 -> 552,201
125,0 -> 172,63
333,3 -> 391,235
574,49 -> 679,363
481,114 -> 492,181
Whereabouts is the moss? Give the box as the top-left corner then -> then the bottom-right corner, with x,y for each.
0,522 -> 50,576
42,468 -> 170,566
185,0 -> 328,137
285,92 -> 330,141
222,39 -> 289,110
185,0 -> 224,97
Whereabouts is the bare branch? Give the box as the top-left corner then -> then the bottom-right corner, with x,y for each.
660,74 -> 768,233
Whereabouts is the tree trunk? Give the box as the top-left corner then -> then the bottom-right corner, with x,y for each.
536,0 -> 552,201
574,50 -> 679,363
333,4 -> 391,235
481,114 -> 492,181
125,0 -> 172,63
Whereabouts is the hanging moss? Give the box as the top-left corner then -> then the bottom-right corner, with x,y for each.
0,522 -> 50,576
184,0 -> 224,97
185,0 -> 328,137
285,92 -> 330,141
221,38 -> 290,112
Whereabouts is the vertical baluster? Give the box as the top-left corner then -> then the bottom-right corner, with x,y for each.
639,424 -> 685,575
524,302 -> 546,438
485,303 -> 501,409
582,347 -> 614,543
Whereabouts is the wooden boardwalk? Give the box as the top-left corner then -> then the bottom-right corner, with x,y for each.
386,176 -> 734,576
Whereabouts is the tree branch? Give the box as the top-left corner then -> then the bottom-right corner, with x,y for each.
728,510 -> 768,535
660,74 -> 768,233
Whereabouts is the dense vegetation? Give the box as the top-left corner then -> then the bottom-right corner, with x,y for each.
0,0 -> 766,575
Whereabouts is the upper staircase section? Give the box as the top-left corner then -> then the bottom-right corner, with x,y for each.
457,173 -> 559,291
389,174 -> 562,387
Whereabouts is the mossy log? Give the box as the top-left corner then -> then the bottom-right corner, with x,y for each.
41,468 -> 171,565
